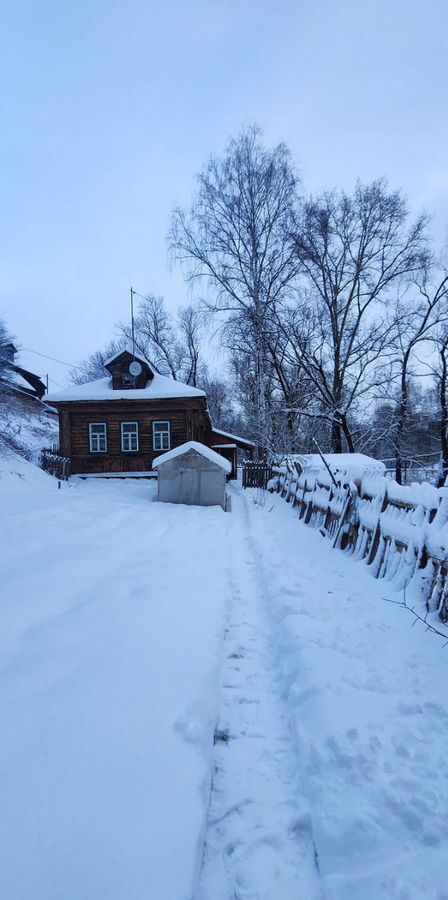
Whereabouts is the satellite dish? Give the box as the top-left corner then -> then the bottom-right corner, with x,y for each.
129,360 -> 142,377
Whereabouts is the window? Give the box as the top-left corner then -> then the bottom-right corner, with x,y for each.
89,422 -> 107,453
122,373 -> 132,386
121,421 -> 139,452
153,420 -> 170,452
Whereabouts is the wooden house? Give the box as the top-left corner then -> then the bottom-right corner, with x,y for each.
45,350 -> 254,477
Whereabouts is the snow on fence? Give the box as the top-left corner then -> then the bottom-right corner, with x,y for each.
269,464 -> 448,623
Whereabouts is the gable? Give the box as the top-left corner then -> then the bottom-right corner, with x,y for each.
104,351 -> 155,390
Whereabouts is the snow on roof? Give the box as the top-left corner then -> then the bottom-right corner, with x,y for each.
1,371 -> 33,393
288,452 -> 385,481
152,441 -> 232,473
210,427 -> 255,446
103,350 -> 156,371
45,375 -> 206,403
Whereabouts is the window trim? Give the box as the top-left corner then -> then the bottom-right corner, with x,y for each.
121,420 -> 139,453
152,420 -> 171,452
89,422 -> 108,453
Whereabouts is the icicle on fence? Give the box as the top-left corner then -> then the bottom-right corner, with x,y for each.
269,464 -> 448,623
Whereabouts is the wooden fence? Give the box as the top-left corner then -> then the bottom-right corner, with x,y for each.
242,461 -> 272,489
270,464 -> 448,623
40,448 -> 71,481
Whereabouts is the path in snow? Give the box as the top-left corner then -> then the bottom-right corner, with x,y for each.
198,488 -> 321,900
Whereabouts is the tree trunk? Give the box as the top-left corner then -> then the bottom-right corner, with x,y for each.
437,342 -> 448,487
395,352 -> 410,485
331,416 -> 343,453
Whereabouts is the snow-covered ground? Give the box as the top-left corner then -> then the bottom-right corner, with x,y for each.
0,456 -> 230,900
1,456 -> 447,899
0,394 -> 58,459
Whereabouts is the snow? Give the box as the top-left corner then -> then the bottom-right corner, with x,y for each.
0,456 -> 230,900
152,440 -> 232,473
1,454 -> 447,899
0,399 -> 58,460
103,350 -> 155,370
44,374 -> 206,403
209,427 -> 255,446
238,489 -> 448,900
286,452 -> 386,482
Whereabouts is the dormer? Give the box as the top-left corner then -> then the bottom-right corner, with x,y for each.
104,350 -> 156,390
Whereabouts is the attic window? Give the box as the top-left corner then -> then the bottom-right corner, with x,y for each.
122,373 -> 132,386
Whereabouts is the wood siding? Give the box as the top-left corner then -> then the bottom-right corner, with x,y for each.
56,397 -> 210,474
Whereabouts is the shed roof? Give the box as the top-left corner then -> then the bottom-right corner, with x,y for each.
152,441 -> 232,473
209,427 -> 255,447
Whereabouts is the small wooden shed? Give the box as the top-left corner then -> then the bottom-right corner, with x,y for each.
152,441 -> 232,509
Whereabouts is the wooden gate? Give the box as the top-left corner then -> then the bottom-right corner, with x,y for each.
242,461 -> 272,489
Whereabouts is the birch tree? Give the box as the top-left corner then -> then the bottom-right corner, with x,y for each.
169,125 -> 300,452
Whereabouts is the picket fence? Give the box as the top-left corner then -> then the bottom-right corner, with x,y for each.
269,464 -> 448,623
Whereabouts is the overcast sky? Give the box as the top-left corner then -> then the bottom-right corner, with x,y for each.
1,0 -> 447,387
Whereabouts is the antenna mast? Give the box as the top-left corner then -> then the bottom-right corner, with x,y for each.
130,286 -> 136,360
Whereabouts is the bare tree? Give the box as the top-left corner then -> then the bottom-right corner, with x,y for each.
392,271 -> 448,482
288,180 -> 429,452
169,124 -> 301,451
177,305 -> 204,386
119,295 -> 205,386
70,338 -> 126,384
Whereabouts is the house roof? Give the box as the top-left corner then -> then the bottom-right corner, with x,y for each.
103,349 -> 153,369
209,427 -> 255,447
152,441 -> 232,473
0,364 -> 46,399
45,374 -> 206,403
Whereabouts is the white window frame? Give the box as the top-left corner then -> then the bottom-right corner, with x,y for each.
121,421 -> 139,452
89,422 -> 107,453
152,420 -> 171,452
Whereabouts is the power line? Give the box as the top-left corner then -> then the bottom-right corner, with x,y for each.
20,346 -> 77,368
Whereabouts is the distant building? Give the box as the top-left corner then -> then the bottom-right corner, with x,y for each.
0,343 -> 46,400
45,350 -> 254,477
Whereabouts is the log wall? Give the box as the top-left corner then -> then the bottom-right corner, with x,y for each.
55,398 -> 209,474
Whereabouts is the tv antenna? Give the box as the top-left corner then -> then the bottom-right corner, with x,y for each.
130,286 -> 136,359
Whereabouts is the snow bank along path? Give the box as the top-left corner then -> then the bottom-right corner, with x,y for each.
1,457 -> 448,899
233,490 -> 448,900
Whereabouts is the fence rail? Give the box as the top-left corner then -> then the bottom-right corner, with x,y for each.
270,464 -> 448,624
40,448 -> 71,481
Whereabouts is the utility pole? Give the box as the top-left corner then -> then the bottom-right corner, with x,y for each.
46,373 -> 49,393
130,286 -> 135,359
